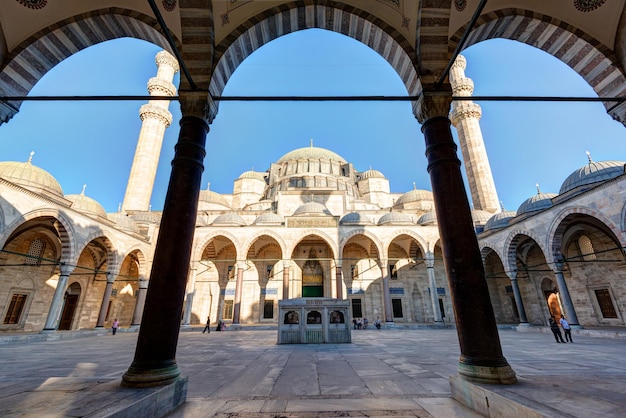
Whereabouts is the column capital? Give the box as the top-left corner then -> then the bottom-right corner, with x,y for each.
138,278 -> 149,289
413,84 -> 453,124
507,270 -> 518,281
179,91 -> 217,125
282,260 -> 291,269
106,272 -> 116,283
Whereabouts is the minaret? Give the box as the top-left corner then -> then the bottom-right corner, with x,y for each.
122,50 -> 179,213
449,55 -> 500,213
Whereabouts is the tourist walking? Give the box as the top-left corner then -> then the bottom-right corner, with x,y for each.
549,316 -> 565,343
559,315 -> 573,342
202,316 -> 211,334
112,318 -> 119,335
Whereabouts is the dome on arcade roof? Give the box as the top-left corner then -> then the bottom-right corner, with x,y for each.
418,211 -> 437,225
277,142 -> 346,164
395,185 -> 433,205
378,211 -> 414,225
517,185 -> 557,215
559,152 -> 625,194
0,152 -> 63,196
65,185 -> 106,218
293,201 -> 332,216
339,212 -> 374,225
199,183 -> 230,207
238,170 -> 267,181
484,210 -> 516,231
471,209 -> 493,225
253,212 -> 284,225
212,213 -> 247,226
359,168 -> 385,179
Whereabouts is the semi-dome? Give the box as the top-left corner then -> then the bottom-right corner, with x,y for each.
484,210 -> 516,231
238,170 -> 267,181
253,212 -> 283,225
199,188 -> 230,208
378,212 -> 414,225
339,212 -> 374,225
65,187 -> 106,218
559,159 -> 625,194
212,213 -> 247,226
277,145 -> 346,163
417,211 -> 437,225
293,202 -> 332,216
359,168 -> 385,180
517,190 -> 557,215
395,188 -> 433,205
0,155 -> 63,197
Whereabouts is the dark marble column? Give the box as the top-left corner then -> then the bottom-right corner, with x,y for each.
122,95 -> 210,388
425,252 -> 443,324
131,278 -> 148,328
508,271 -> 529,325
553,254 -> 581,328
417,89 -> 516,384
233,262 -> 245,324
335,264 -> 343,299
96,273 -> 116,328
378,259 -> 394,322
282,261 -> 290,300
42,266 -> 73,332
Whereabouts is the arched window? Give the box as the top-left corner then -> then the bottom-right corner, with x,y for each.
577,235 -> 596,261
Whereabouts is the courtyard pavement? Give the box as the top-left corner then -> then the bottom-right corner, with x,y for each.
0,326 -> 625,417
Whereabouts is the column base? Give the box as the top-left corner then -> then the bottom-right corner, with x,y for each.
458,362 -> 517,385
121,363 -> 182,388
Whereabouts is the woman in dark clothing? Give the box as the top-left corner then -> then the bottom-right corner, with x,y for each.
549,316 -> 565,343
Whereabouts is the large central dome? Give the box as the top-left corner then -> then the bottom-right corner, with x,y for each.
277,146 -> 346,163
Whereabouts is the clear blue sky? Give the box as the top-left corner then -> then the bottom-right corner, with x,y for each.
1,29 -> 624,213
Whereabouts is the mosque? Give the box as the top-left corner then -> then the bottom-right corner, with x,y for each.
1,50 -> 624,336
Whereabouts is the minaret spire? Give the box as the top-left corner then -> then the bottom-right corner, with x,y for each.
121,50 -> 179,213
449,55 -> 500,213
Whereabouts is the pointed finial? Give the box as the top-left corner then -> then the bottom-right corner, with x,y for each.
310,138 -> 313,148
27,151 -> 34,163
207,182 -> 211,190
536,183 -> 541,194
118,203 -> 122,213
81,184 -> 86,195
251,166 -> 254,172
149,204 -> 152,212
413,182 -> 417,190
500,200 -> 506,211
586,150 -> 592,163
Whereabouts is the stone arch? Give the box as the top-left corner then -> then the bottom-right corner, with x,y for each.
339,228 -> 384,259
209,3 -> 420,115
382,229 -> 428,259
192,231 -> 241,261
286,229 -> 338,259
0,8 -> 171,123
0,209 -> 76,267
77,230 -> 121,276
504,229 -> 547,275
241,230 -> 287,258
456,8 -> 626,123
121,246 -> 149,280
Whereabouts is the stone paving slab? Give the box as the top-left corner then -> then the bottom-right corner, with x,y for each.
0,327 -> 625,417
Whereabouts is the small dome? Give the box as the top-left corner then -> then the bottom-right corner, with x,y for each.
359,169 -> 385,180
107,212 -> 139,233
517,191 -> 557,215
239,170 -> 266,181
484,210 -> 516,231
339,212 -> 374,225
293,202 -> 332,216
471,210 -> 493,225
132,212 -> 162,224
378,212 -> 414,225
65,188 -> 106,218
199,189 -> 230,207
253,212 -> 284,225
418,211 -> 437,225
212,213 -> 247,226
395,188 -> 433,205
0,156 -> 63,197
277,146 -> 346,163
559,160 -> 625,194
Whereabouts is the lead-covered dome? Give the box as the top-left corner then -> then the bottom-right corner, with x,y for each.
517,190 -> 557,215
340,212 -> 374,225
484,210 -> 516,231
277,146 -> 346,163
358,168 -> 385,180
65,187 -> 106,218
293,202 -> 332,216
238,170 -> 267,181
378,212 -> 414,225
254,212 -> 283,225
212,213 -> 247,226
198,187 -> 230,208
418,211 -> 437,225
395,188 -> 433,205
0,155 -> 63,197
559,159 -> 625,195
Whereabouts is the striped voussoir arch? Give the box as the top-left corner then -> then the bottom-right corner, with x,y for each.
0,8 -> 170,124
454,8 -> 626,124
414,0 -> 452,83
208,2 -> 421,104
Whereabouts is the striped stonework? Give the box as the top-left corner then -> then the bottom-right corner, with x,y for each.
415,0 -> 452,83
0,9 -> 170,124
452,9 -> 626,123
207,2 -> 421,113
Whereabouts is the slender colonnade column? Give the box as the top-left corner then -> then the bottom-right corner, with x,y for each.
425,252 -> 443,324
122,92 -> 210,388
182,267 -> 197,326
233,261 -> 245,324
378,259 -> 394,322
96,272 -> 116,328
131,278 -> 148,328
42,266 -> 73,332
508,271 -> 529,325
553,254 -> 581,328
417,89 -> 516,384
282,260 -> 291,300
335,263 -> 343,300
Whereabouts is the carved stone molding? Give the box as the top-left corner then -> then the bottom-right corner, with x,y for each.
413,86 -> 453,124
16,0 -> 46,10
147,78 -> 177,97
140,104 -> 173,127
179,91 -> 217,125
156,51 -> 179,72
574,0 -> 606,12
